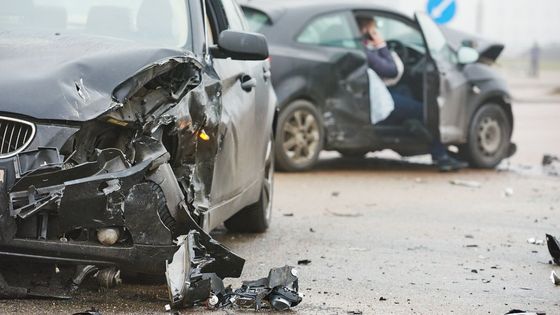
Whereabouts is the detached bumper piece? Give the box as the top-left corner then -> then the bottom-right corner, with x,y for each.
546,234 -> 560,265
166,230 -> 302,311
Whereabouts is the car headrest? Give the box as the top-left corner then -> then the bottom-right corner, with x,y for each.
87,6 -> 132,38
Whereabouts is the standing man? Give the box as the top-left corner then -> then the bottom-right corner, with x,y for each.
529,42 -> 541,78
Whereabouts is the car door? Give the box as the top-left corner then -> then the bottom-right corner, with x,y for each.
294,11 -> 371,146
415,12 -> 471,143
207,0 -> 266,208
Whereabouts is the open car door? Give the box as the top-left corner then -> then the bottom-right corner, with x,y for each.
414,12 -> 471,144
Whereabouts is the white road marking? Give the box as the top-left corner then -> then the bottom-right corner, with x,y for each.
431,0 -> 454,19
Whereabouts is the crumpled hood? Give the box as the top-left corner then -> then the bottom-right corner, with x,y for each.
441,26 -> 504,63
0,30 -> 187,122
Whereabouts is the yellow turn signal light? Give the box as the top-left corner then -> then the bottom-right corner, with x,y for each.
198,130 -> 210,141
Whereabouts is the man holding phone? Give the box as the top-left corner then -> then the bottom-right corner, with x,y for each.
356,15 -> 468,172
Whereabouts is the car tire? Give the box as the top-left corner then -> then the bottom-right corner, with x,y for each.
462,103 -> 512,168
225,136 -> 274,233
275,100 -> 323,172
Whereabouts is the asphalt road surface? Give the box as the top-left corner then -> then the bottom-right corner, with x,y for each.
2,90 -> 560,313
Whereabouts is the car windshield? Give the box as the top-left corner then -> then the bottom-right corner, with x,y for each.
0,0 -> 190,48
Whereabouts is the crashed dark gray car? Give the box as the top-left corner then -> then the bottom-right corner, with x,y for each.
0,0 -> 277,305
241,0 -> 515,172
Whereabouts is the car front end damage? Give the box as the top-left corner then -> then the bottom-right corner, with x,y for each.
0,54 -> 250,306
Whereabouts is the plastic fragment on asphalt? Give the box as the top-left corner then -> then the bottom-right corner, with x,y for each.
527,238 -> 545,245
542,154 -> 559,177
450,180 -> 482,188
505,310 -> 546,315
546,234 -> 560,265
550,271 -> 560,285
504,188 -> 514,197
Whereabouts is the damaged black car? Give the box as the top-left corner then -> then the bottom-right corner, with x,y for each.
241,1 -> 516,172
0,0 -> 277,305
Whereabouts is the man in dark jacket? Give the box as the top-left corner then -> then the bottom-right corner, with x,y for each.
356,15 -> 467,172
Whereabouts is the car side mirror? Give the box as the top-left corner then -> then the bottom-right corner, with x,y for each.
212,30 -> 269,61
457,46 -> 479,65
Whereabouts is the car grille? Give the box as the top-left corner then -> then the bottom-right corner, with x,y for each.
0,116 -> 35,158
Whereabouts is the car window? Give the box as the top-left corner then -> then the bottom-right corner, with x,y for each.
0,0 -> 190,48
415,12 -> 457,64
415,13 -> 447,55
219,0 -> 247,31
242,7 -> 271,32
297,12 -> 359,49
373,16 -> 425,53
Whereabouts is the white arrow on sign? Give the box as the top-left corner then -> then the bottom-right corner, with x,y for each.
430,0 -> 454,19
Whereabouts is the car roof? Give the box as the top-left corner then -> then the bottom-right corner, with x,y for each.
239,0 -> 411,23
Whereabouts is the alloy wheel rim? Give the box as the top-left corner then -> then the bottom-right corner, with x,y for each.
282,110 -> 320,165
477,117 -> 502,156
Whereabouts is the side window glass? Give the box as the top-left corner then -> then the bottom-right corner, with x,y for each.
219,0 -> 246,31
297,12 -> 359,49
205,13 -> 216,45
373,16 -> 425,53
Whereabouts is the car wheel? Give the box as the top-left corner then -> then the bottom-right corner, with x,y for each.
338,150 -> 370,159
275,100 -> 323,172
463,103 -> 512,168
225,136 -> 274,233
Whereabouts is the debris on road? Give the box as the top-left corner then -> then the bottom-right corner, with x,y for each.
450,180 -> 482,189
505,310 -> 546,315
542,154 -> 559,176
349,247 -> 368,252
166,231 -> 302,311
331,191 -> 340,197
297,259 -> 312,266
527,238 -> 545,246
326,210 -> 363,218
347,310 -> 363,315
546,234 -> 560,265
504,188 -> 515,197
550,271 -> 560,286
283,213 -> 295,217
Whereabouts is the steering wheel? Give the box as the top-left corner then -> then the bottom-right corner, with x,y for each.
386,40 -> 410,63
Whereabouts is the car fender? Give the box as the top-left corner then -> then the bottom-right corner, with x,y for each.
463,79 -> 513,142
273,75 -> 319,111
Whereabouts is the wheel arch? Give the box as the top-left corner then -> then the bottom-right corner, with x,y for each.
466,90 -> 514,140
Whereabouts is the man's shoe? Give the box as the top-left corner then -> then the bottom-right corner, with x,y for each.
435,156 -> 469,172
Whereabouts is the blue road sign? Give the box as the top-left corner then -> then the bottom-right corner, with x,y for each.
427,0 -> 457,25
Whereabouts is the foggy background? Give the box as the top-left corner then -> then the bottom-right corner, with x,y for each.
373,0 -> 560,60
